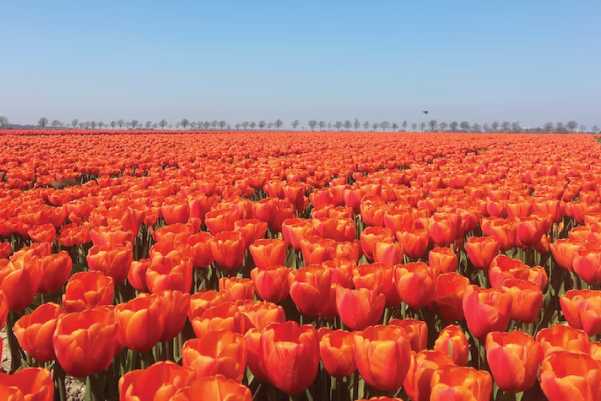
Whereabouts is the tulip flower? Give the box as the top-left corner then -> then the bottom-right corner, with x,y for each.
62,271 -> 114,313
432,272 -> 469,323
119,361 -> 192,401
573,244 -> 601,285
182,330 -> 247,382
501,279 -> 543,323
389,318 -> 428,352
259,321 -> 319,395
462,285 -> 512,340
251,265 -> 291,303
428,246 -> 457,275
210,231 -> 246,269
360,227 -> 394,261
86,242 -> 133,285
146,254 -> 193,293
0,368 -> 54,401
115,294 -> 167,352
27,223 -> 56,243
561,289 -> 601,337
235,300 -> 285,330
434,325 -> 470,366
465,236 -> 500,270
353,325 -> 412,392
352,263 -> 400,307
536,324 -> 591,357
281,218 -> 314,252
37,251 -> 72,294
481,217 -> 516,251
169,374 -> 252,401
288,264 -> 332,317
394,262 -> 435,310
128,259 -> 151,292
403,350 -> 453,401
335,286 -> 385,331
396,228 -> 429,259
486,331 -> 543,393
430,365 -> 492,401
373,240 -> 404,266
205,209 -> 238,234
550,238 -> 586,272
0,255 -> 42,311
428,212 -> 461,247
249,238 -> 287,268
219,277 -> 255,301
53,307 -> 120,377
539,351 -> 601,401
318,328 -> 356,378
155,290 -> 190,342
187,232 -> 214,268
14,303 -> 65,363
300,235 -> 336,264
189,290 -> 231,321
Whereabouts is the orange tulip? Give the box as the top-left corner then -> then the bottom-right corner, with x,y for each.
251,265 -> 291,303
62,271 -> 114,313
373,240 -> 405,266
0,291 -> 7,330
14,303 -> 65,363
155,290 -> 190,342
353,325 -> 412,392
434,325 -> 470,366
205,209 -> 238,235
539,351 -> 601,401
37,251 -> 72,294
536,324 -> 591,357
53,307 -> 120,377
318,328 -> 356,378
0,243 -> 10,259
389,318 -> 428,352
394,262 -> 435,310
481,217 -> 516,251
27,223 -> 56,243
335,286 -> 385,330
128,258 -> 151,292
116,294 -> 167,352
462,285 -> 512,340
210,231 -> 245,269
0,255 -> 42,311
396,228 -> 429,259
288,264 -> 332,317
403,350 -> 453,401
219,277 -> 255,301
0,368 -> 54,401
281,218 -> 314,252
501,279 -> 543,323
465,236 -> 500,270
187,232 -> 214,268
300,235 -> 336,264
190,302 -> 251,338
235,300 -> 285,331
486,331 -> 543,393
561,289 -> 601,337
360,227 -> 394,261
352,263 -> 401,307
182,331 -> 247,382
244,328 -> 269,382
259,321 -> 319,395
428,212 -> 461,247
428,246 -> 457,275
249,238 -> 287,268
430,365 -> 492,401
86,242 -> 133,285
188,290 -> 231,321
432,272 -> 469,323
169,375 -> 252,401
119,361 -> 192,401
573,244 -> 601,285
550,238 -> 586,272
146,254 -> 193,293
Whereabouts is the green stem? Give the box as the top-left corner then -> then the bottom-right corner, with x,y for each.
6,311 -> 23,373
53,362 -> 67,401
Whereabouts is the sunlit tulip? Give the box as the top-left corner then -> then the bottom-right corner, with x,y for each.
389,318 -> 428,352
62,271 -> 114,313
288,265 -> 332,317
0,368 -> 54,401
183,331 -> 247,382
219,277 -> 255,301
428,246 -> 457,275
119,361 -> 192,401
434,325 -> 470,366
432,272 -> 469,323
462,285 -> 512,340
561,289 -> 601,337
0,255 -> 42,311
210,231 -> 245,269
86,242 -> 133,285
352,263 -> 400,307
501,279 -> 543,323
37,251 -> 72,294
250,265 -> 291,303
539,351 -> 601,401
536,324 -> 591,357
465,236 -> 500,270
318,328 -> 356,377
115,294 -> 167,352
170,374 -> 252,401
394,262 -> 435,310
249,238 -> 287,268
335,286 -> 385,331
430,365 -> 492,401
14,303 -> 65,363
403,350 -> 453,401
550,239 -> 586,272
396,228 -> 429,259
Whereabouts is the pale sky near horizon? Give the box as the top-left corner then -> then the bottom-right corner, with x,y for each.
1,1 -> 600,129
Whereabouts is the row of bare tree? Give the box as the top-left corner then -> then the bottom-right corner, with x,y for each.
0,116 -> 597,134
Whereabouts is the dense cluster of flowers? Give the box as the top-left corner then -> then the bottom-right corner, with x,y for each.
0,130 -> 600,401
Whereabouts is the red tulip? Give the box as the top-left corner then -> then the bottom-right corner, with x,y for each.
462,285 -> 512,340
434,325 -> 470,366
335,286 -> 385,330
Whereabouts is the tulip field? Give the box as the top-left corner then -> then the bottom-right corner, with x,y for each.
2,129 -> 601,401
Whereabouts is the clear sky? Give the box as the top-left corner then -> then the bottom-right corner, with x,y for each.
2,0 -> 600,129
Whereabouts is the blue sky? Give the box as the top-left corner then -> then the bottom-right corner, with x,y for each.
1,0 -> 600,128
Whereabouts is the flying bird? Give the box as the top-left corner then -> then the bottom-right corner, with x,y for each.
422,111 -> 429,114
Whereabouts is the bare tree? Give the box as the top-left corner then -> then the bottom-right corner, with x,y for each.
335,121 -> 343,131
428,120 -> 438,132
491,121 -> 500,132
234,123 -> 241,130
249,122 -> 256,129
459,121 -> 470,132
292,120 -> 299,130
152,123 -> 158,129
258,121 -> 266,129
319,121 -> 326,131
308,120 -> 317,131
129,120 -> 138,129
98,122 -> 105,129
471,123 -> 481,133
354,118 -> 360,131
439,122 -> 448,132
267,122 -> 274,129
344,120 -> 352,131
482,123 -> 490,132
51,119 -> 61,128
117,119 -> 125,129
38,117 -> 48,128
71,119 -> 78,129
592,125 -> 599,134
411,122 -> 417,131
419,122 -> 426,131
219,121 -> 227,130
90,121 -> 97,129
543,122 -> 554,133
180,119 -> 189,129
202,122 -> 210,130
363,121 -> 369,130
275,119 -> 283,130
566,120 -> 578,133
380,121 -> 390,131
392,122 -> 399,131
110,121 -> 116,129
327,122 -> 331,131
511,121 -> 521,133
78,123 -> 85,129
241,121 -> 249,130
372,122 -> 379,131
159,119 -> 168,129
402,121 -> 408,131
500,121 -> 511,132
555,122 -> 565,133
449,121 -> 458,132
0,116 -> 8,128
145,121 -> 152,129
579,125 -> 587,133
